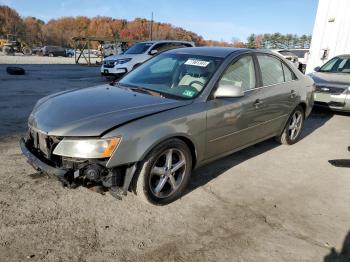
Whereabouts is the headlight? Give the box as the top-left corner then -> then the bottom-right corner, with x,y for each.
114,58 -> 132,65
53,137 -> 121,158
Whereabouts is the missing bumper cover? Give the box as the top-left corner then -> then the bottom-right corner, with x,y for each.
20,137 -> 137,199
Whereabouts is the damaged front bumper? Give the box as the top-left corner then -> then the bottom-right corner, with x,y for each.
19,137 -> 137,198
20,137 -> 68,178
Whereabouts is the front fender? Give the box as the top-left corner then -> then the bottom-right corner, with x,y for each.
104,102 -> 207,168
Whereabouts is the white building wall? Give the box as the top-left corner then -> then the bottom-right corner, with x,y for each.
306,0 -> 350,73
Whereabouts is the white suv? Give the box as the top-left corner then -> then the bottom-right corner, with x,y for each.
101,40 -> 195,77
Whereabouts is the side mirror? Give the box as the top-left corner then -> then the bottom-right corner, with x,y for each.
314,66 -> 321,72
214,83 -> 244,98
150,49 -> 158,55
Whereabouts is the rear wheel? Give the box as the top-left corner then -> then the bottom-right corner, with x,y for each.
275,105 -> 304,145
49,53 -> 54,57
133,139 -> 192,205
22,47 -> 32,56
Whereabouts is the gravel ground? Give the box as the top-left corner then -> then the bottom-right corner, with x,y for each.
0,58 -> 350,261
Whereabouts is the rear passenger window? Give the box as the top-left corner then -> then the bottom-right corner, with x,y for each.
257,55 -> 284,86
219,55 -> 256,91
282,63 -> 296,81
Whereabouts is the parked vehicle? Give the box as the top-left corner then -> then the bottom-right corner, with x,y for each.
32,46 -> 42,55
0,34 -> 32,56
309,55 -> 350,112
101,40 -> 195,77
271,49 -> 299,69
65,48 -> 75,57
102,42 -> 128,57
20,47 -> 314,205
41,46 -> 67,57
289,49 -> 310,73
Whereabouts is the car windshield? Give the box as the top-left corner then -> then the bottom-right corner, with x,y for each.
124,43 -> 153,54
319,56 -> 350,73
119,53 -> 223,99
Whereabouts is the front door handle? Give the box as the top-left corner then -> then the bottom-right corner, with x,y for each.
254,99 -> 264,108
290,90 -> 297,98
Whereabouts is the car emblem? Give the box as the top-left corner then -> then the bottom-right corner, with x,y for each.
321,87 -> 330,91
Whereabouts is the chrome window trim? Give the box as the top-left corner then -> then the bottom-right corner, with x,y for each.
243,79 -> 299,93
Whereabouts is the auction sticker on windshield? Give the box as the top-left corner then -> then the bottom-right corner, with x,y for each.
184,59 -> 210,67
182,90 -> 196,97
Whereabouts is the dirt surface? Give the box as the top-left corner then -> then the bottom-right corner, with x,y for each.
0,62 -> 350,261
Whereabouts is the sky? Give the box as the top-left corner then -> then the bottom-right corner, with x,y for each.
0,0 -> 319,42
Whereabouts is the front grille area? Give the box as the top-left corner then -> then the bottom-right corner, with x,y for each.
27,128 -> 62,166
315,85 -> 346,95
103,60 -> 115,68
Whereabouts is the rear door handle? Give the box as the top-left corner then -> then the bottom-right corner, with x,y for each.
254,99 -> 264,108
290,90 -> 297,98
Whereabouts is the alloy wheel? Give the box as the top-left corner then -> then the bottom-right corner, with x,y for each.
288,110 -> 303,141
149,148 -> 186,198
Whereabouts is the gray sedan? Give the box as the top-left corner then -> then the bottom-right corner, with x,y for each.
309,55 -> 350,112
20,47 -> 314,205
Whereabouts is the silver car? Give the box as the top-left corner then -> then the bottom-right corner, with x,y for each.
20,47 -> 314,205
309,55 -> 350,112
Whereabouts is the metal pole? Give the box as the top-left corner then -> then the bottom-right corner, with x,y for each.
150,12 -> 153,40
74,41 -> 77,64
88,39 -> 91,66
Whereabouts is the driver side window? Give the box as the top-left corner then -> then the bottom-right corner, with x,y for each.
219,55 -> 256,91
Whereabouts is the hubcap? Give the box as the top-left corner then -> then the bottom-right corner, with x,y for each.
288,111 -> 303,141
149,148 -> 186,198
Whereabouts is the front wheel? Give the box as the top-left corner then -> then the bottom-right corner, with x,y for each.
275,105 -> 304,145
133,139 -> 192,205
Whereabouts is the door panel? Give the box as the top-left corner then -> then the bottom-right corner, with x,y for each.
205,88 -> 272,159
260,83 -> 295,135
255,54 -> 297,135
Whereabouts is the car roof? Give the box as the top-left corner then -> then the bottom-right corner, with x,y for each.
336,54 -> 350,58
166,47 -> 251,58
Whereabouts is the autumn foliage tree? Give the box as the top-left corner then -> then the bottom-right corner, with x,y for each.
1,5 -> 311,49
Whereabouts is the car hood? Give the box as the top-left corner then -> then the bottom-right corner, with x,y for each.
310,72 -> 350,87
28,85 -> 192,137
104,54 -> 141,61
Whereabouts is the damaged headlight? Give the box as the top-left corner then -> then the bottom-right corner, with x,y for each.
53,137 -> 121,158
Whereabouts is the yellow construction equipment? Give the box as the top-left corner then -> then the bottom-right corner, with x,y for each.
0,34 -> 32,56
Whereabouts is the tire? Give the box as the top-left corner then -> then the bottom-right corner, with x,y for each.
3,46 -> 14,56
22,47 -> 32,56
133,138 -> 192,205
6,66 -> 25,75
49,53 -> 54,57
275,105 -> 304,145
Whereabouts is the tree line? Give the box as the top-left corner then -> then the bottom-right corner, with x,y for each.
0,5 -> 311,49
246,33 -> 311,49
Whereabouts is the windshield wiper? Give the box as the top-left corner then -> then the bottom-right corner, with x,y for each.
130,87 -> 164,97
115,83 -> 164,97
